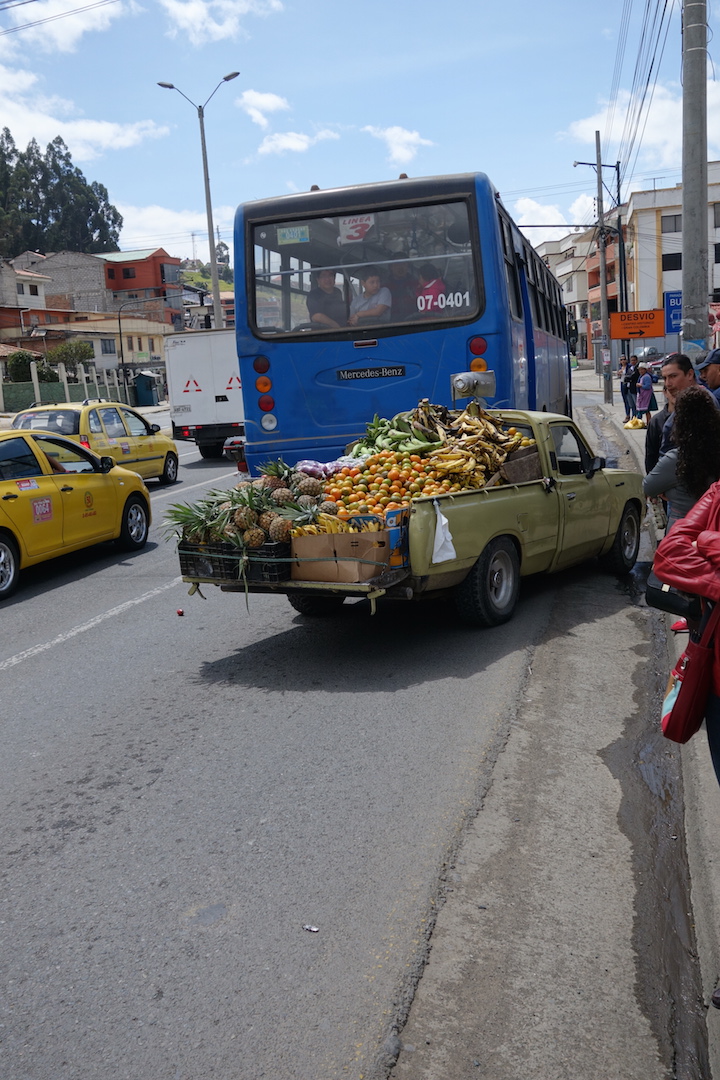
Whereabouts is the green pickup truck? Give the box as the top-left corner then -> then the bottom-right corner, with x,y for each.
179,410 -> 644,627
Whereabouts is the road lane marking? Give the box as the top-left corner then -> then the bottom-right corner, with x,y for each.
151,471 -> 239,501
0,578 -> 183,671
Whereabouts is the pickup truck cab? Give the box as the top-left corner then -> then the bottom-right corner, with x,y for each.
179,411 -> 645,627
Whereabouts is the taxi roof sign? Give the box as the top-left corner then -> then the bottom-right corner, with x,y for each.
609,309 -> 664,339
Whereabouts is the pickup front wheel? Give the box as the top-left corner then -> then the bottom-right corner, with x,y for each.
453,536 -> 520,627
599,503 -> 640,575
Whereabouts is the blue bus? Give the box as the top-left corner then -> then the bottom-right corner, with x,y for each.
234,173 -> 570,472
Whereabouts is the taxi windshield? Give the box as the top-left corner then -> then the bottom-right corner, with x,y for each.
13,410 -> 80,436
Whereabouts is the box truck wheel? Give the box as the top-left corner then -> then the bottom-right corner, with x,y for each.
199,443 -> 225,460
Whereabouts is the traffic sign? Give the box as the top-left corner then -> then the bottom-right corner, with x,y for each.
609,309 -> 665,340
664,290 -> 682,334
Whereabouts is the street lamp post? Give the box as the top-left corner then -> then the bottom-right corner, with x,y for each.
158,72 -> 239,333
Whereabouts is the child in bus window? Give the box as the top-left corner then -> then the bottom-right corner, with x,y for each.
348,267 -> 392,326
415,263 -> 446,316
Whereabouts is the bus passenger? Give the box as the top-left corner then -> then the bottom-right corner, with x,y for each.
348,267 -> 392,326
306,269 -> 347,328
415,263 -> 446,315
387,254 -> 417,321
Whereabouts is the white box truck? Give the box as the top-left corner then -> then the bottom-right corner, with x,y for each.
165,328 -> 245,459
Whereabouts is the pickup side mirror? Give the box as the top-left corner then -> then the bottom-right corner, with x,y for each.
100,456 -> 115,473
586,455 -> 606,477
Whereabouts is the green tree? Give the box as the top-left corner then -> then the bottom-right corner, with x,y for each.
6,350 -> 58,382
47,340 -> 94,376
0,128 -> 123,258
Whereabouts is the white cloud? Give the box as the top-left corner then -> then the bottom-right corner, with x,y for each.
0,0 -> 130,56
564,81 -> 720,173
256,129 -> 339,155
513,197 -> 571,247
237,89 -> 290,128
158,0 -> 282,47
362,125 -> 432,166
117,202 -> 236,263
569,194 -> 596,228
0,64 -> 167,161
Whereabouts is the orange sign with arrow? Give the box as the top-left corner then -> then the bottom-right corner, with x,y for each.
609,309 -> 664,340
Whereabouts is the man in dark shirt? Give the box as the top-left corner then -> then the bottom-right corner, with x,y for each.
696,348 -> 720,405
306,269 -> 347,328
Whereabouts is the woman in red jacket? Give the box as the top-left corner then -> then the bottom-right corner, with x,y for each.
654,485 -> 720,781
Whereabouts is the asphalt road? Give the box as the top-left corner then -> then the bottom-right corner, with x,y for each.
0,419 -> 704,1080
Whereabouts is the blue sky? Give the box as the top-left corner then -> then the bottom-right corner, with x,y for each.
0,0 -> 718,263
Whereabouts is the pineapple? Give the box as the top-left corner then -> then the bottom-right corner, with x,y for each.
271,487 -> 295,505
296,475 -> 323,497
243,526 -> 267,548
258,510 -> 280,531
269,516 -> 293,544
318,500 -> 339,515
234,480 -> 252,491
233,506 -> 258,530
258,458 -> 294,490
296,494 -> 319,509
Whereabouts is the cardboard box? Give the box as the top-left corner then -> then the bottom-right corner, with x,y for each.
334,532 -> 390,582
501,449 -> 542,484
291,534 -> 338,581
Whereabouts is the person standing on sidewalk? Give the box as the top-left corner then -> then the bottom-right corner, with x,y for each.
697,348 -> 720,405
618,356 -> 632,422
634,364 -> 657,426
643,385 -> 720,531
623,355 -> 640,419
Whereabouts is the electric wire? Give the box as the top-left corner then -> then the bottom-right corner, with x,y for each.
0,0 -> 121,36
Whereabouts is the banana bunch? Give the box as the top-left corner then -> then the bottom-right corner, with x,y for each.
349,413 -> 442,457
426,446 -> 489,483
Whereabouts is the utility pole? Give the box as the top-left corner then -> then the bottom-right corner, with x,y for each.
596,131 -> 613,404
681,0 -> 708,354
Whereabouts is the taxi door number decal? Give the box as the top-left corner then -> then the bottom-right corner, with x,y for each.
31,496 -> 53,523
120,442 -> 130,455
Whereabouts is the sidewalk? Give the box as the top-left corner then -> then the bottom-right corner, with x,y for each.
572,362 -> 720,1076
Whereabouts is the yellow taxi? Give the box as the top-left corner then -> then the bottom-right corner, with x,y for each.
11,399 -> 179,484
0,429 -> 152,600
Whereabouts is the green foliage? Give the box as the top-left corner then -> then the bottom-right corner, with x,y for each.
47,339 -> 94,376
0,128 -> 123,258
6,350 -> 59,383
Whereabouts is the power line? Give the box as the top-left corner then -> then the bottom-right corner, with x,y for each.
0,0 -> 121,36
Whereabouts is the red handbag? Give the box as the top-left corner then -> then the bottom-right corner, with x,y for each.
661,603 -> 720,743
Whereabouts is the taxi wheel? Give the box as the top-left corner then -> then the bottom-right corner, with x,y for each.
0,532 -> 20,600
118,496 -> 149,551
159,453 -> 178,485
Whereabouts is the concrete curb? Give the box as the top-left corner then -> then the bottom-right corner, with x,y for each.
572,367 -> 720,1072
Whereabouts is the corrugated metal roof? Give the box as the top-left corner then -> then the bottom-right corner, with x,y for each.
95,249 -> 168,263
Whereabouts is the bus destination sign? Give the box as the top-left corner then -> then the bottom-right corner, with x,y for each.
337,366 -> 406,381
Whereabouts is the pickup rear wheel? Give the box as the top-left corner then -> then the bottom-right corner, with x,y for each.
288,594 -> 345,616
0,532 -> 20,600
599,503 -> 640,575
453,536 -> 520,627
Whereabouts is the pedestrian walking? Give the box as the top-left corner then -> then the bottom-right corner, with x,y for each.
618,356 -> 632,422
634,364 -> 657,426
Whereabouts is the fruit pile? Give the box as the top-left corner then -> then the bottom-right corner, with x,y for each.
321,406 -> 535,518
165,460 -> 339,549
166,403 -> 537,544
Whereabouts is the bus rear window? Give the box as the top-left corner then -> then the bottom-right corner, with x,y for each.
251,200 -> 481,336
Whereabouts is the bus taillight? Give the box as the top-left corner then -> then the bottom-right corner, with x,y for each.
470,356 -> 488,372
258,395 -> 275,411
253,356 -> 270,373
468,336 -> 487,355
255,376 -> 272,392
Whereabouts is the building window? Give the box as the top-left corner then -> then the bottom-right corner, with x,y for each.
47,315 -> 59,324
564,276 -> 574,293
16,283 -> 24,294
148,337 -> 154,351
662,252 -> 682,271
661,214 -> 682,233
29,284 -> 38,296
101,339 -> 116,355
108,268 -> 115,279
136,338 -> 142,350
715,244 -> 720,264
127,336 -> 133,351
715,204 -> 720,229
122,268 -> 136,279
